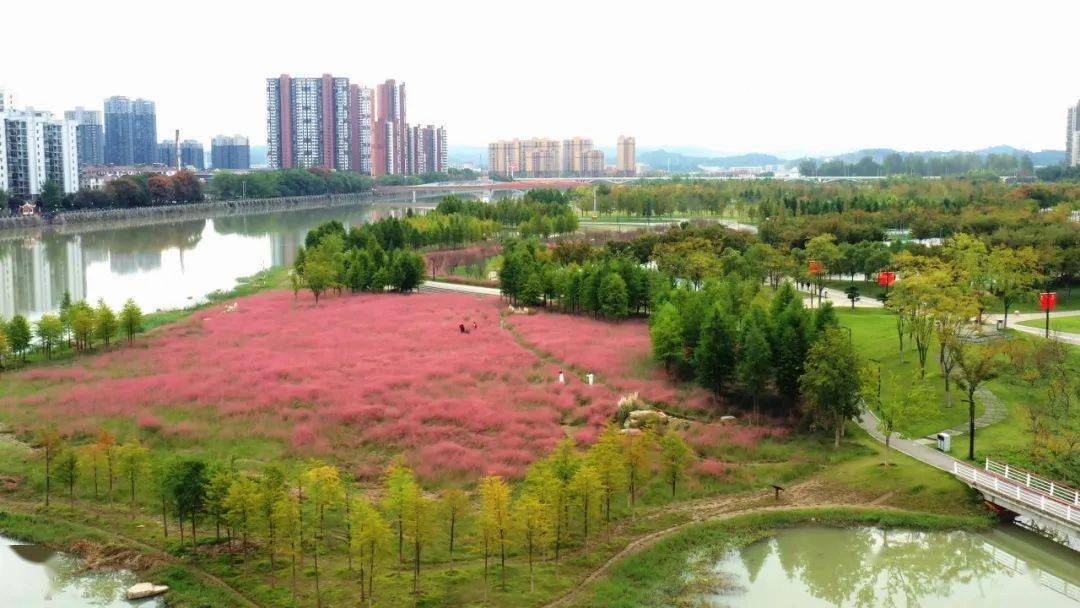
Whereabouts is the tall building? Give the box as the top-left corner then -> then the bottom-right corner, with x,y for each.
211,135 -> 250,170
0,109 -> 78,197
265,74 -> 351,170
0,88 -> 14,113
158,139 -> 205,169
1068,101 -> 1080,168
373,79 -> 407,176
561,137 -> 594,174
581,149 -> 605,176
488,140 -> 520,177
103,96 -> 157,165
347,85 -> 373,175
408,124 -> 447,174
64,107 -> 104,168
616,135 -> 636,176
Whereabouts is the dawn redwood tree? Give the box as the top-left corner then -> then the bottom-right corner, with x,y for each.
863,376 -> 935,467
650,302 -> 684,375
588,425 -> 627,535
737,306 -> 772,416
479,475 -> 512,590
0,326 -> 10,369
440,488 -> 469,571
598,272 -> 630,319
659,429 -> 692,498
37,427 -> 63,507
302,464 -> 345,608
405,490 -> 435,594
348,495 -> 391,605
77,443 -> 104,500
95,429 -> 117,500
7,315 -> 31,362
621,430 -> 654,512
272,494 -> 302,605
115,441 -> 149,517
119,299 -> 143,344
34,315 -> 62,359
512,492 -> 551,592
570,465 -> 602,557
800,328 -> 865,448
204,467 -> 236,542
381,461 -> 417,563
55,449 -> 78,505
173,459 -> 209,549
94,299 -> 118,349
257,465 -> 287,568
694,303 -> 738,394
224,475 -> 259,559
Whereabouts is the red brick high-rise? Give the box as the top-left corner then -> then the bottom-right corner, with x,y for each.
373,79 -> 407,176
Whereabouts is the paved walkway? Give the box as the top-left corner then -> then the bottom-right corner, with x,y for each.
420,280 -> 501,297
981,309 -> 1080,345
803,285 -> 885,309
858,410 -> 957,473
933,385 -> 1008,438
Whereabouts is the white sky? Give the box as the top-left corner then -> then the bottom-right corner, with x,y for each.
5,0 -> 1077,156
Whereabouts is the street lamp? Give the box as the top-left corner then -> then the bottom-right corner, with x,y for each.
1039,292 -> 1057,338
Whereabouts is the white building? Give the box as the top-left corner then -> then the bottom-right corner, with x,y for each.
1067,100 -> 1080,168
1,108 -> 78,198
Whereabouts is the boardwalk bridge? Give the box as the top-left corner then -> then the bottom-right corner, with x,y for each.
954,459 -> 1080,550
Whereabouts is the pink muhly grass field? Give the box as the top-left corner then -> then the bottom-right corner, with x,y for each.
2,291 -> 664,480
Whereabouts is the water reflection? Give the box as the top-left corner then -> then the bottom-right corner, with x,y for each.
4,536 -> 159,607
702,526 -> 1080,607
0,198 -> 438,320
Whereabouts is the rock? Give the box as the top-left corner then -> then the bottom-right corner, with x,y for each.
619,428 -> 643,435
125,583 -> 169,600
626,409 -> 669,429
720,415 -> 737,425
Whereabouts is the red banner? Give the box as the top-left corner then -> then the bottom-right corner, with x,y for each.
877,271 -> 896,287
1039,292 -> 1057,311
808,261 -> 823,275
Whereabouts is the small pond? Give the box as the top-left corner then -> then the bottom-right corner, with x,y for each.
696,525 -> 1080,607
2,535 -> 160,607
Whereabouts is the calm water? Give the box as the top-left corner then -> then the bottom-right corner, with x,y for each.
0,196 -> 442,321
1,535 -> 160,607
699,525 -> 1080,607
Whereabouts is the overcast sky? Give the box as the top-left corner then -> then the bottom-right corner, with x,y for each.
5,0 -> 1077,157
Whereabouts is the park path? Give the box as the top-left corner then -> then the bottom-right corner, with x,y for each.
982,309 -> 1080,345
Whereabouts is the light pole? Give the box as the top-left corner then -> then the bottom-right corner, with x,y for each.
1040,292 -> 1057,338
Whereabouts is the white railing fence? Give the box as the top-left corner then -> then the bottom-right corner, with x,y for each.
953,461 -> 1080,526
985,459 -> 1080,506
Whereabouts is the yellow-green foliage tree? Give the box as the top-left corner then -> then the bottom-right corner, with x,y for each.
479,475 -> 512,591
272,493 -> 302,604
440,488 -> 470,571
302,464 -> 345,608
224,475 -> 259,557
381,461 -> 417,563
569,464 -> 602,556
114,441 -> 149,517
588,425 -> 627,534
37,427 -> 63,508
512,492 -> 551,592
348,495 -> 392,605
621,430 -> 654,512
405,489 -> 435,594
659,429 -> 693,498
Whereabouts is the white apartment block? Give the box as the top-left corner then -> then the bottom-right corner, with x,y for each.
1,108 -> 78,198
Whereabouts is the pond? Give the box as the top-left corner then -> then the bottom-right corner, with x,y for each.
2,535 -> 160,607
697,525 -> 1080,607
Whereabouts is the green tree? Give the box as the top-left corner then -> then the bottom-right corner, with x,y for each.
0,325 -> 10,369
224,475 -> 260,559
987,246 -> 1042,328
348,495 -> 391,605
172,459 -> 209,549
7,315 -> 31,362
650,302 -> 684,375
34,314 -> 62,359
440,488 -> 469,571
115,441 -> 149,517
569,464 -> 602,556
737,307 -> 772,415
55,449 -> 78,504
205,467 -> 236,541
588,425 -> 627,534
93,299 -> 118,349
119,299 -> 143,344
479,475 -> 512,590
39,180 -> 63,212
405,490 -> 435,594
257,466 -> 287,568
37,427 -> 63,507
800,328 -> 865,448
381,461 -> 417,563
658,429 -> 692,498
302,464 -> 344,608
621,430 -> 653,512
949,340 -> 1002,460
272,493 -> 302,604
70,303 -> 95,351
598,272 -> 630,319
864,376 -> 935,467
693,304 -> 738,394
77,443 -> 105,500
512,492 -> 551,592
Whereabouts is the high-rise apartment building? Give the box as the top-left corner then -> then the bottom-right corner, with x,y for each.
266,74 -> 351,170
488,140 -> 520,177
64,107 -> 104,167
104,96 -> 157,165
373,79 -> 407,176
1068,101 -> 1080,168
581,149 -> 605,176
0,109 -> 78,197
616,135 -> 636,176
0,88 -> 14,113
561,137 -> 594,175
408,125 -> 447,174
157,139 -> 205,169
347,85 -> 373,175
211,135 -> 251,170
522,139 -> 561,177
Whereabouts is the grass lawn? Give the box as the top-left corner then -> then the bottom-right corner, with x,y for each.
1018,315 -> 1080,334
836,308 -> 979,438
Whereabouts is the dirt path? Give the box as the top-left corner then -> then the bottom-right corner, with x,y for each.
541,477 -> 875,608
0,496 -> 261,608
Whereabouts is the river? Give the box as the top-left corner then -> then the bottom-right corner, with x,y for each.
2,535 -> 160,607
696,525 -> 1080,607
0,196 -> 442,321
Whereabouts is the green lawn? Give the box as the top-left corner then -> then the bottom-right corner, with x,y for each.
836,308 -> 979,438
1018,315 -> 1080,334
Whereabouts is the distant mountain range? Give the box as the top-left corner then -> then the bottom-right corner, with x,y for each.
637,146 -> 1065,171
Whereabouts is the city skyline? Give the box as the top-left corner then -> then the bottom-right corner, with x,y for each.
4,0 -> 1078,157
